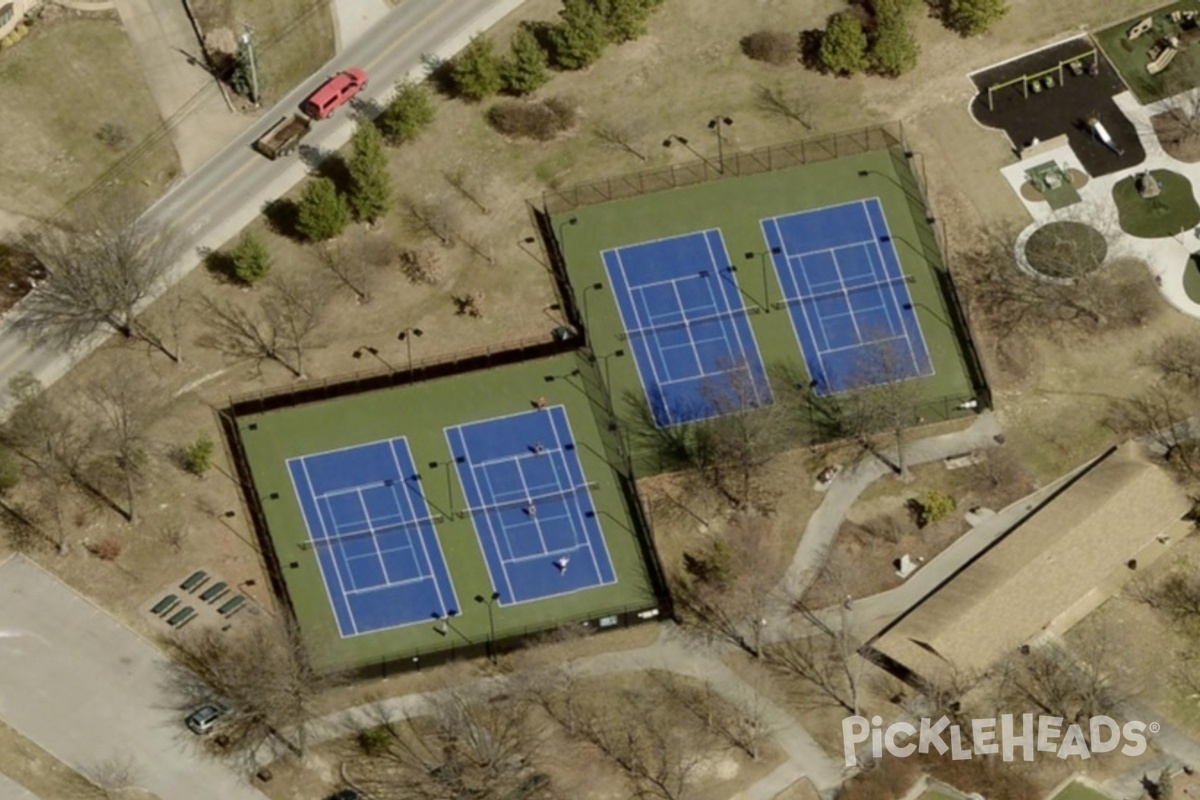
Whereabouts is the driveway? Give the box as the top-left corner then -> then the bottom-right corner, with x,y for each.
0,556 -> 267,800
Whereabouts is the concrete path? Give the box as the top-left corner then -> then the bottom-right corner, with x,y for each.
332,0 -> 392,51
0,556 -> 269,800
0,772 -> 39,800
1103,698 -> 1200,799
110,0 -> 250,173
777,411 -> 1004,604
997,89 -> 1200,319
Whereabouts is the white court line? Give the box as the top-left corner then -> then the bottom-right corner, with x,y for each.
862,199 -> 922,377
766,216 -> 831,384
354,488 -> 391,584
613,246 -> 675,425
300,458 -> 358,636
705,229 -> 772,408
548,407 -> 606,581
461,435 -> 517,601
831,245 -> 866,344
387,439 -> 453,616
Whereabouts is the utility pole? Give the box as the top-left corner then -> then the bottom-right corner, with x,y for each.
239,23 -> 260,106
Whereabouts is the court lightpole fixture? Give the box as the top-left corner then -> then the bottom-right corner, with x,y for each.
397,327 -> 424,372
520,235 -> 547,268
593,348 -> 625,390
662,134 -> 720,174
581,282 -> 603,346
556,216 -> 578,260
434,609 -> 472,646
743,247 -> 782,311
352,344 -> 394,371
475,591 -> 501,664
856,169 -> 934,223
708,116 -> 733,174
720,266 -> 766,313
427,457 -> 464,514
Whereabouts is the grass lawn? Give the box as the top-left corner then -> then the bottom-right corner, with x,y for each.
191,0 -> 334,104
0,16 -> 180,216
1050,781 -> 1116,800
1186,253 -> 1200,301
1112,169 -> 1200,237
1095,1 -> 1200,104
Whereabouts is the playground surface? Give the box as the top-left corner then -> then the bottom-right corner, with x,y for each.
234,351 -> 658,672
555,144 -> 979,452
1096,1 -> 1200,104
970,37 -> 1145,177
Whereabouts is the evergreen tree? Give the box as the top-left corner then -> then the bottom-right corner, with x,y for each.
296,178 -> 350,243
230,232 -> 272,284
451,34 -> 504,101
549,0 -> 610,70
947,0 -> 1009,36
501,27 -> 550,95
819,12 -> 869,76
376,81 -> 435,145
601,0 -> 657,43
347,120 -> 392,224
870,0 -> 919,77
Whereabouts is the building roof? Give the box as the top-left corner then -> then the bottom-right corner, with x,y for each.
872,443 -> 1191,682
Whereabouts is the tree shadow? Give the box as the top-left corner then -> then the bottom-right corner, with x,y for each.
202,248 -> 239,284
421,52 -> 457,97
799,28 -> 825,71
262,198 -> 300,241
314,153 -> 352,197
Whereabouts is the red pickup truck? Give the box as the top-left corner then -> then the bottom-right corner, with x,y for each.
301,68 -> 368,119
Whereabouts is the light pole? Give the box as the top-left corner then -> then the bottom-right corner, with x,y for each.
427,457 -> 464,514
856,169 -> 933,223
581,282 -> 603,346
352,344 -> 394,370
718,266 -> 765,313
663,134 -> 721,174
475,591 -> 501,664
556,216 -> 578,261
744,247 -> 782,311
520,235 -> 548,268
397,327 -> 424,372
707,116 -> 733,174
433,609 -> 471,647
593,348 -> 625,389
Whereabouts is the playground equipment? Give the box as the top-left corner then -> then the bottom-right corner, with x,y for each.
1086,114 -> 1125,156
984,47 -> 1099,110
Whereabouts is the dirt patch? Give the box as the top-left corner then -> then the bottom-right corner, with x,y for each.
1153,109 -> 1200,161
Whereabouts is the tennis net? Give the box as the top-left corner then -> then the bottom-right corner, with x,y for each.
618,307 -> 749,341
786,274 -> 912,307
459,481 -> 599,518
305,514 -> 444,550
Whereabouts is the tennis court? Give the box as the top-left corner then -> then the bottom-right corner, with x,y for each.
602,229 -> 773,427
761,198 -> 934,394
287,437 -> 458,637
445,405 -> 616,606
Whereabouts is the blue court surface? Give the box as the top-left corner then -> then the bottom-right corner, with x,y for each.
288,438 -> 459,637
602,229 -> 773,427
761,198 -> 934,394
445,406 -> 617,606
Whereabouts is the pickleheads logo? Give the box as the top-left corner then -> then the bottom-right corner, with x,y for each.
841,714 -> 1155,766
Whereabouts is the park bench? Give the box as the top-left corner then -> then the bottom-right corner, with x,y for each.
167,606 -> 196,628
199,581 -> 229,604
217,595 -> 246,617
150,594 -> 179,617
180,570 -> 208,593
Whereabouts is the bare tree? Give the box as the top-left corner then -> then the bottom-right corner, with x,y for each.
345,685 -> 548,800
443,166 -> 493,214
165,615 -> 330,766
1106,382 -> 1200,481
754,83 -> 814,129
84,753 -> 140,799
199,274 -> 326,378
1151,334 -> 1200,390
765,560 -> 864,714
16,207 -> 183,360
991,634 -> 1126,732
648,670 -> 771,761
85,358 -> 159,524
593,119 -> 649,161
404,197 -> 459,248
673,512 -> 780,657
315,240 -> 372,304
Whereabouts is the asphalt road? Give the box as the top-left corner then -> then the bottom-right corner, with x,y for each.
0,0 -> 528,409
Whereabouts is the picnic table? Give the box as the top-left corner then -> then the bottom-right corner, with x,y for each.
180,570 -> 208,593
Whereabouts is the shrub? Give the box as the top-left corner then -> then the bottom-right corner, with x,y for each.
501,26 -> 550,95
819,12 -> 869,76
296,177 -> 350,242
548,0 -> 610,70
487,97 -> 578,141
92,537 -> 123,561
451,34 -> 504,101
357,725 -> 391,755
917,489 -> 956,526
182,435 -> 215,476
95,122 -> 132,152
230,232 -> 272,284
946,0 -> 1009,36
870,0 -> 919,77
741,30 -> 797,65
398,246 -> 444,285
454,290 -> 487,318
377,81 -> 435,145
